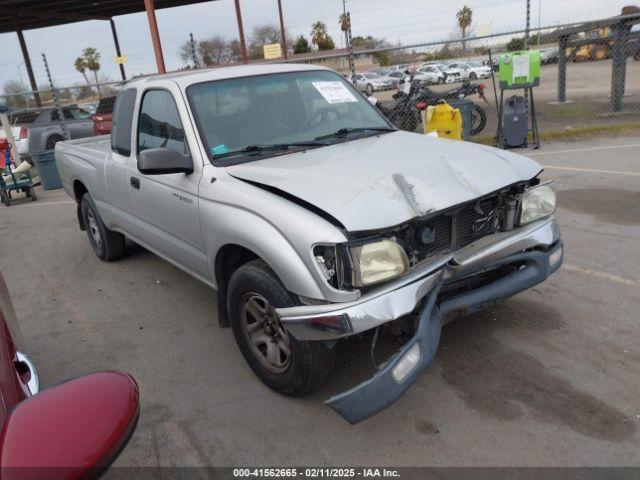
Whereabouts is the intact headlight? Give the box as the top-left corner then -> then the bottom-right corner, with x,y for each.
519,182 -> 556,225
350,238 -> 409,287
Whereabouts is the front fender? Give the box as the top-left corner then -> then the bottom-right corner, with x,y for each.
198,170 -> 357,303
201,205 -> 327,300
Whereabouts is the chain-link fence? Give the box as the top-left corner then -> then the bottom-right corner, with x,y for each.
282,12 -> 640,143
1,81 -> 122,111
2,12 -> 639,150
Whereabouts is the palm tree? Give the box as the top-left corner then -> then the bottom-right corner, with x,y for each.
310,21 -> 328,49
74,57 -> 90,85
82,47 -> 102,96
339,13 -> 349,49
456,6 -> 473,51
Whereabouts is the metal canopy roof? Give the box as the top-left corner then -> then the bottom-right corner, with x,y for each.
0,0 -> 217,33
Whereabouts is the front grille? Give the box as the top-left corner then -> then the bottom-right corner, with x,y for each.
399,195 -> 501,266
415,215 -> 452,257
456,197 -> 500,249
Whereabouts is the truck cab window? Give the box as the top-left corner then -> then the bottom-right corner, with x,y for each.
137,90 -> 188,155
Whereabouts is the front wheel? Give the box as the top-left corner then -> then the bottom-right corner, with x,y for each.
1,191 -> 10,207
227,259 -> 335,396
366,84 -> 374,96
438,76 -> 445,84
469,72 -> 477,80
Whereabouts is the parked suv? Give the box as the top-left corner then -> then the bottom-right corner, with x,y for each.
8,105 -> 94,159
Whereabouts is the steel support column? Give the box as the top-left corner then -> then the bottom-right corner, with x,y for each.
110,19 -> 126,81
277,0 -> 287,59
12,14 -> 41,107
557,36 -> 567,102
611,22 -> 630,112
234,0 -> 248,64
144,0 -> 166,74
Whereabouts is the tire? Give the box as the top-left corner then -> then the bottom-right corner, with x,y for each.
366,84 -> 374,96
227,259 -> 335,396
470,104 -> 487,136
80,193 -> 126,261
592,47 -> 607,61
438,77 -> 445,84
29,187 -> 37,201
45,134 -> 65,150
469,72 -> 477,80
1,191 -> 10,207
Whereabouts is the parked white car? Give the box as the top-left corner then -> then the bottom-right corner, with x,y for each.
373,69 -> 403,89
388,63 -> 409,72
413,65 -> 445,84
447,61 -> 492,80
354,72 -> 394,95
417,62 -> 462,83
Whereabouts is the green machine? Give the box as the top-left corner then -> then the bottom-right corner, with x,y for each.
498,50 -> 541,89
495,50 -> 541,149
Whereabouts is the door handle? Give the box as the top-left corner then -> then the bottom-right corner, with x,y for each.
130,177 -> 140,190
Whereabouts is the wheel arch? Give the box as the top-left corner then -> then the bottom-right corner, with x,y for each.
73,179 -> 89,230
214,243 -> 260,328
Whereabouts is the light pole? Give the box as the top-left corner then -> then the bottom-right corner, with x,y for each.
537,0 -> 541,46
17,62 -> 25,85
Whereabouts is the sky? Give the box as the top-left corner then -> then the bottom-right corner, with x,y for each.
0,0 -> 633,90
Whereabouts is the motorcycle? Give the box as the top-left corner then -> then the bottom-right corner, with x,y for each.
373,81 -> 489,136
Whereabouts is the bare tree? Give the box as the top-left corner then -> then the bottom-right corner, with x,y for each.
3,80 -> 30,108
248,24 -> 281,59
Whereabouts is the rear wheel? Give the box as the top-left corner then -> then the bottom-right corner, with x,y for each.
469,72 -> 477,80
470,104 -> 487,136
227,259 -> 335,396
29,186 -> 37,201
45,134 -> 65,150
366,84 -> 374,96
80,193 -> 126,261
1,191 -> 10,207
592,47 -> 608,61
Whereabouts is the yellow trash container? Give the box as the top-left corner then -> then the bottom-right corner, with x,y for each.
422,101 -> 463,140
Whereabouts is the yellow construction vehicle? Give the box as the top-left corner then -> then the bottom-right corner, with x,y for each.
566,26 -> 612,61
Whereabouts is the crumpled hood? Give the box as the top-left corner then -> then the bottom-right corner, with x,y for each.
226,131 -> 541,232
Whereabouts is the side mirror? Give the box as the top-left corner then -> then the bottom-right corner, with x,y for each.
138,147 -> 193,175
0,371 -> 139,478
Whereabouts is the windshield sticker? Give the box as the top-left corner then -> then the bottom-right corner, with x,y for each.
212,144 -> 229,155
312,81 -> 358,104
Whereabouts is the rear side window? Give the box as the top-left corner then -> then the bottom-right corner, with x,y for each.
137,90 -> 187,155
111,89 -> 137,156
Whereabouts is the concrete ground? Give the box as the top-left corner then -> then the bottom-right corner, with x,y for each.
0,135 -> 639,467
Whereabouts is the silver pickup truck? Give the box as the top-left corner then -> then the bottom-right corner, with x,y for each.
55,64 -> 562,423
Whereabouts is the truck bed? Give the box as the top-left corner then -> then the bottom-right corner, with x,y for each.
54,135 -> 111,203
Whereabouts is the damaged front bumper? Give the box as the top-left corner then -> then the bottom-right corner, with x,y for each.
277,217 -> 563,423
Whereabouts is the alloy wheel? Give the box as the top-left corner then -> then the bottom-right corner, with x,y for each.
239,293 -> 291,374
86,209 -> 103,249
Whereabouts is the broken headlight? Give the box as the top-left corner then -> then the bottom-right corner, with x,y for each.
350,238 -> 409,287
313,245 -> 339,288
518,181 -> 556,225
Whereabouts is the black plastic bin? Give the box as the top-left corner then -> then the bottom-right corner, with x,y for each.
447,99 -> 474,140
32,150 -> 62,190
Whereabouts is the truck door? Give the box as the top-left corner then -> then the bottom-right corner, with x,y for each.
127,87 -> 209,279
105,88 -> 137,227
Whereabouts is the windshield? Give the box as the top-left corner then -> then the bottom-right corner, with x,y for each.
469,60 -> 484,67
364,72 -> 381,79
187,70 -> 391,165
